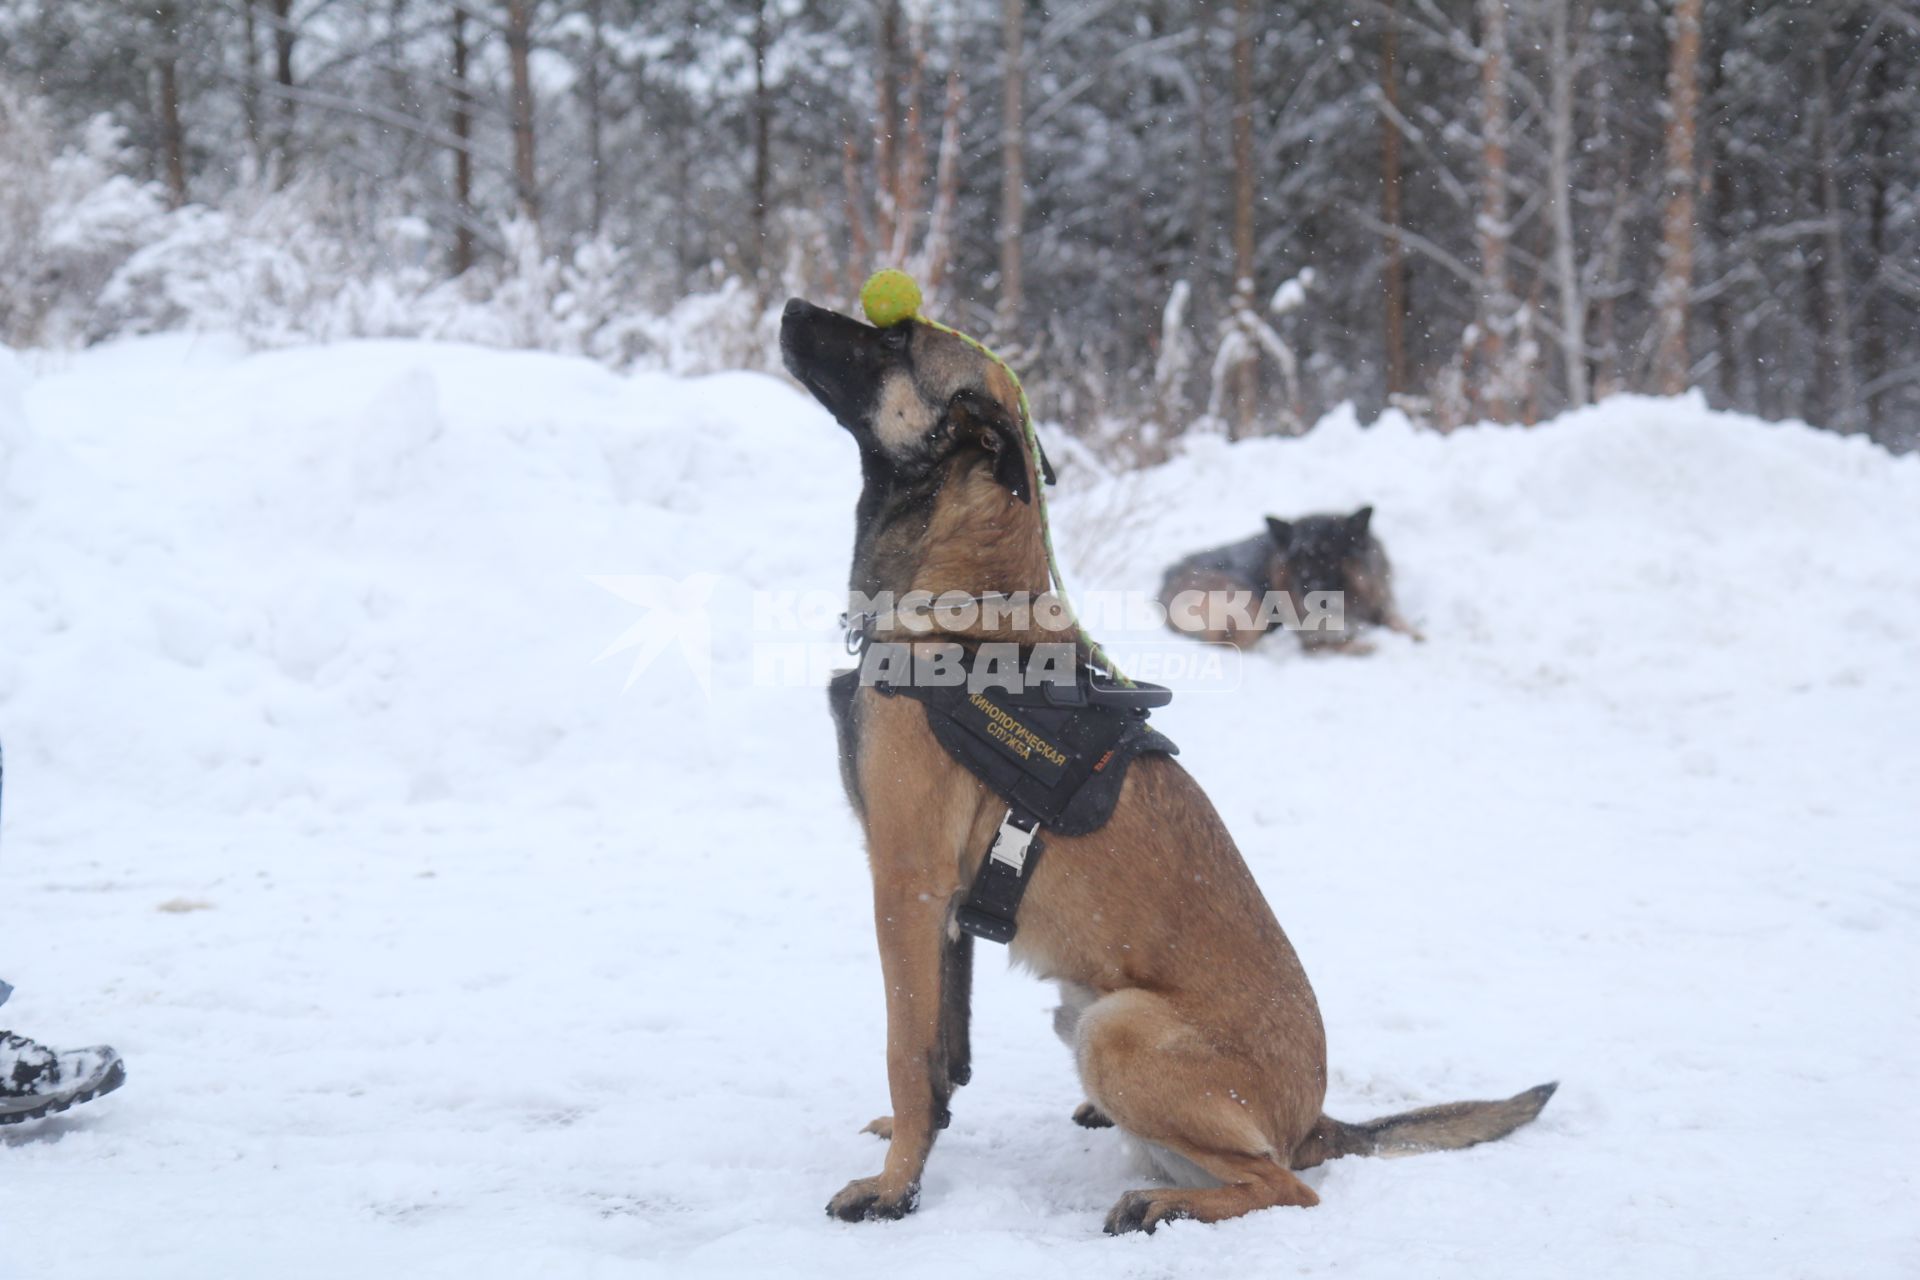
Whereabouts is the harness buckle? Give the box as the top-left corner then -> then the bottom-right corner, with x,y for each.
987,810 -> 1038,873
957,809 -> 1042,945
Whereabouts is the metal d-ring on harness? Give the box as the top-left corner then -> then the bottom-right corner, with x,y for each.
840,617 -> 1177,945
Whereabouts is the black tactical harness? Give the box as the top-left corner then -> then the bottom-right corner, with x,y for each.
852,630 -> 1177,945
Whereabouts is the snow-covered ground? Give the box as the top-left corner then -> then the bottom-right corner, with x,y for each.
1,335 -> 1916,1278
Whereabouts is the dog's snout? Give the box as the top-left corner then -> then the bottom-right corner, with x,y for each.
782,298 -> 842,334
779,298 -> 823,373
780,298 -> 833,361
780,297 -> 893,435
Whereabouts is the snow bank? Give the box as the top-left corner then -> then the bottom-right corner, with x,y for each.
1,337 -> 1914,1277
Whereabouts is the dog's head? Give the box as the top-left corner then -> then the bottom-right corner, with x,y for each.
780,298 -> 1041,503
1265,506 -> 1376,599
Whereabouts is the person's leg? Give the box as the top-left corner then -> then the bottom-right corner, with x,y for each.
1,749 -> 128,1125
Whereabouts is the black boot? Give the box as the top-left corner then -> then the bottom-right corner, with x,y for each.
0,1031 -> 126,1125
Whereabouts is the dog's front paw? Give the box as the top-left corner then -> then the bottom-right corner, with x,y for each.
1103,1189 -> 1192,1236
1071,1102 -> 1114,1129
827,1175 -> 919,1222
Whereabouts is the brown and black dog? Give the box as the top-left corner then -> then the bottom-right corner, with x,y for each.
780,297 -> 1552,1235
1159,509 -> 1423,652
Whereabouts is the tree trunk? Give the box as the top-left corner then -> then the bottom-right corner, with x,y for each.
271,0 -> 295,166
922,69 -> 964,294
1709,157 -> 1748,414
1475,0 -> 1514,421
154,4 -> 188,207
996,0 -> 1025,335
888,25 -> 927,264
382,0 -> 419,195
1545,0 -> 1587,408
449,3 -> 475,275
1811,20 -> 1857,432
1379,0 -> 1408,399
874,0 -> 901,256
506,0 -> 539,224
1590,146 -> 1628,400
842,135 -> 871,294
1228,0 -> 1257,438
241,0 -> 262,165
1179,0 -> 1211,338
1860,28 -> 1891,440
586,0 -> 606,235
1652,0 -> 1701,396
750,0 -> 772,287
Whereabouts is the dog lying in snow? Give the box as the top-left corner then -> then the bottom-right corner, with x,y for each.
779,294 -> 1550,1234
1159,507 -> 1423,652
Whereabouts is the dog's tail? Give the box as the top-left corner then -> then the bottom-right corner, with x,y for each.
1292,1082 -> 1557,1168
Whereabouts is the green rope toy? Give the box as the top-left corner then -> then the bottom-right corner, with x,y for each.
859,268 -> 1131,686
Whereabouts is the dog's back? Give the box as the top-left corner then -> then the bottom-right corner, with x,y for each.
1158,533 -> 1277,648
1162,532 -> 1275,593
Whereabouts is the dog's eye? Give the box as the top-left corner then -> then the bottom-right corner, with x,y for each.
881,326 -> 910,351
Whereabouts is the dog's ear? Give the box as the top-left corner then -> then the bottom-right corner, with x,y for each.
948,389 -> 1033,504
1265,517 -> 1294,548
1348,505 -> 1374,538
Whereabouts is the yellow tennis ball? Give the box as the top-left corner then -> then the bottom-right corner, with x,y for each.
860,269 -> 922,327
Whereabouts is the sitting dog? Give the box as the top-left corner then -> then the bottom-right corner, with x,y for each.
1159,508 -> 1422,652
780,295 -> 1550,1234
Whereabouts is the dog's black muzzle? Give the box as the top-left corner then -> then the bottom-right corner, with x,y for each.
780,298 -> 895,434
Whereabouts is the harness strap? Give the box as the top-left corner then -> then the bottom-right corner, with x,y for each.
955,809 -> 1042,944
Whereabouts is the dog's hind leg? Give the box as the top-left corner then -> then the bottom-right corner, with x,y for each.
1102,1150 -> 1319,1234
1053,982 -> 1114,1128
1382,609 -> 1426,643
1072,989 -> 1320,1234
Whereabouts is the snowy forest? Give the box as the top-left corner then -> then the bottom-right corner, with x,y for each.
2,1 -> 1917,451
6,3 -> 1920,1272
